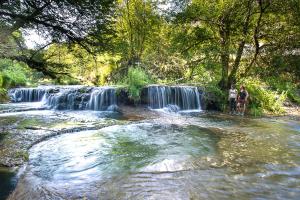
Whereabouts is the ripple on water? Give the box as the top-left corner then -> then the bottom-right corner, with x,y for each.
9,123 -> 220,199
8,118 -> 300,200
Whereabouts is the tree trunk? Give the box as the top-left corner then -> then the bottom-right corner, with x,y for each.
228,40 -> 246,86
228,0 -> 253,86
218,19 -> 230,90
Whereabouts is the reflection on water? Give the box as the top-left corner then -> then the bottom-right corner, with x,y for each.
0,168 -> 17,200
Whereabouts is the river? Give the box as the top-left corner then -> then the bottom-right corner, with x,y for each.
0,86 -> 299,199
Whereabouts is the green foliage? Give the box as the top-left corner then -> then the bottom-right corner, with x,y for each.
0,59 -> 28,88
0,88 -> 8,103
266,77 -> 300,104
240,79 -> 287,115
1,0 -> 115,47
44,44 -> 120,85
0,0 -> 299,117
55,77 -> 81,85
115,0 -> 161,63
15,150 -> 29,161
123,67 -> 152,103
249,104 -> 263,117
0,74 -> 3,87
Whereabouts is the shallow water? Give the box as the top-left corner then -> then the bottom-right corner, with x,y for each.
0,103 -> 300,199
0,168 -> 17,200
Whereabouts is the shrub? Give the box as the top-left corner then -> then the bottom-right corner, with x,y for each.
0,88 -> 9,103
266,77 -> 300,104
0,73 -> 3,87
0,59 -> 28,88
239,78 -> 286,115
249,104 -> 263,117
123,67 -> 152,103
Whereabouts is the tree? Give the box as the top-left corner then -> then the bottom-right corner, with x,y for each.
0,0 -> 116,79
115,0 -> 160,65
176,0 -> 272,89
0,0 -> 115,47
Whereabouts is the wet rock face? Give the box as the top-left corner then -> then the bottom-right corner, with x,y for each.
200,90 -> 223,111
116,89 -> 134,106
140,87 -> 148,105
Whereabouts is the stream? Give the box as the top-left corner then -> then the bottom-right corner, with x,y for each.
0,86 -> 300,199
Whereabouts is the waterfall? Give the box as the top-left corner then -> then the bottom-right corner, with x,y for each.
43,86 -> 118,111
9,88 -> 46,102
148,85 -> 201,111
9,85 -> 201,112
43,88 -> 83,110
9,86 -> 118,111
87,87 -> 117,111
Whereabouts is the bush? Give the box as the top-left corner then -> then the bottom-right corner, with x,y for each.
266,77 -> 300,104
0,73 -> 3,87
0,59 -> 28,88
239,78 -> 286,115
123,67 -> 152,103
249,104 -> 263,117
0,88 -> 9,103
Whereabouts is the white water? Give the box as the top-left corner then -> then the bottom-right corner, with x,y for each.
148,85 -> 202,111
87,87 -> 117,111
8,86 -> 118,111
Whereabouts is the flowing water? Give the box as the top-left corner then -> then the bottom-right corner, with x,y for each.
0,168 -> 17,200
1,86 -> 300,199
8,86 -> 118,111
147,85 -> 201,111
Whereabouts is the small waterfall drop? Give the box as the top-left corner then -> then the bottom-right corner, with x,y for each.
148,85 -> 201,111
9,88 -> 46,102
87,87 -> 117,111
9,86 -> 118,111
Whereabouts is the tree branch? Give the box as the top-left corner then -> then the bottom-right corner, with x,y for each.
242,0 -> 271,77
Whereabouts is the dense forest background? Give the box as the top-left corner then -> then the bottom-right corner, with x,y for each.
0,0 -> 300,115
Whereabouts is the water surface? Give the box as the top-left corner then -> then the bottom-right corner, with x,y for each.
1,102 -> 300,199
0,168 -> 17,200
8,115 -> 300,200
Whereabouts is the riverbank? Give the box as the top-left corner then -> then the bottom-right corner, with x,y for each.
257,104 -> 300,121
282,104 -> 300,120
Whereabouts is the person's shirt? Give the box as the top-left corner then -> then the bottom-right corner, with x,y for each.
239,90 -> 248,100
229,89 -> 237,99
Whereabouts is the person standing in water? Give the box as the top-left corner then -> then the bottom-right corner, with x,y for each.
228,84 -> 238,114
237,85 -> 248,116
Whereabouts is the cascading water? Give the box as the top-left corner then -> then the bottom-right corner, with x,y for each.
87,87 -> 118,111
9,85 -> 201,112
9,88 -> 46,102
148,85 -> 201,111
9,86 -> 118,111
43,87 -> 88,110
